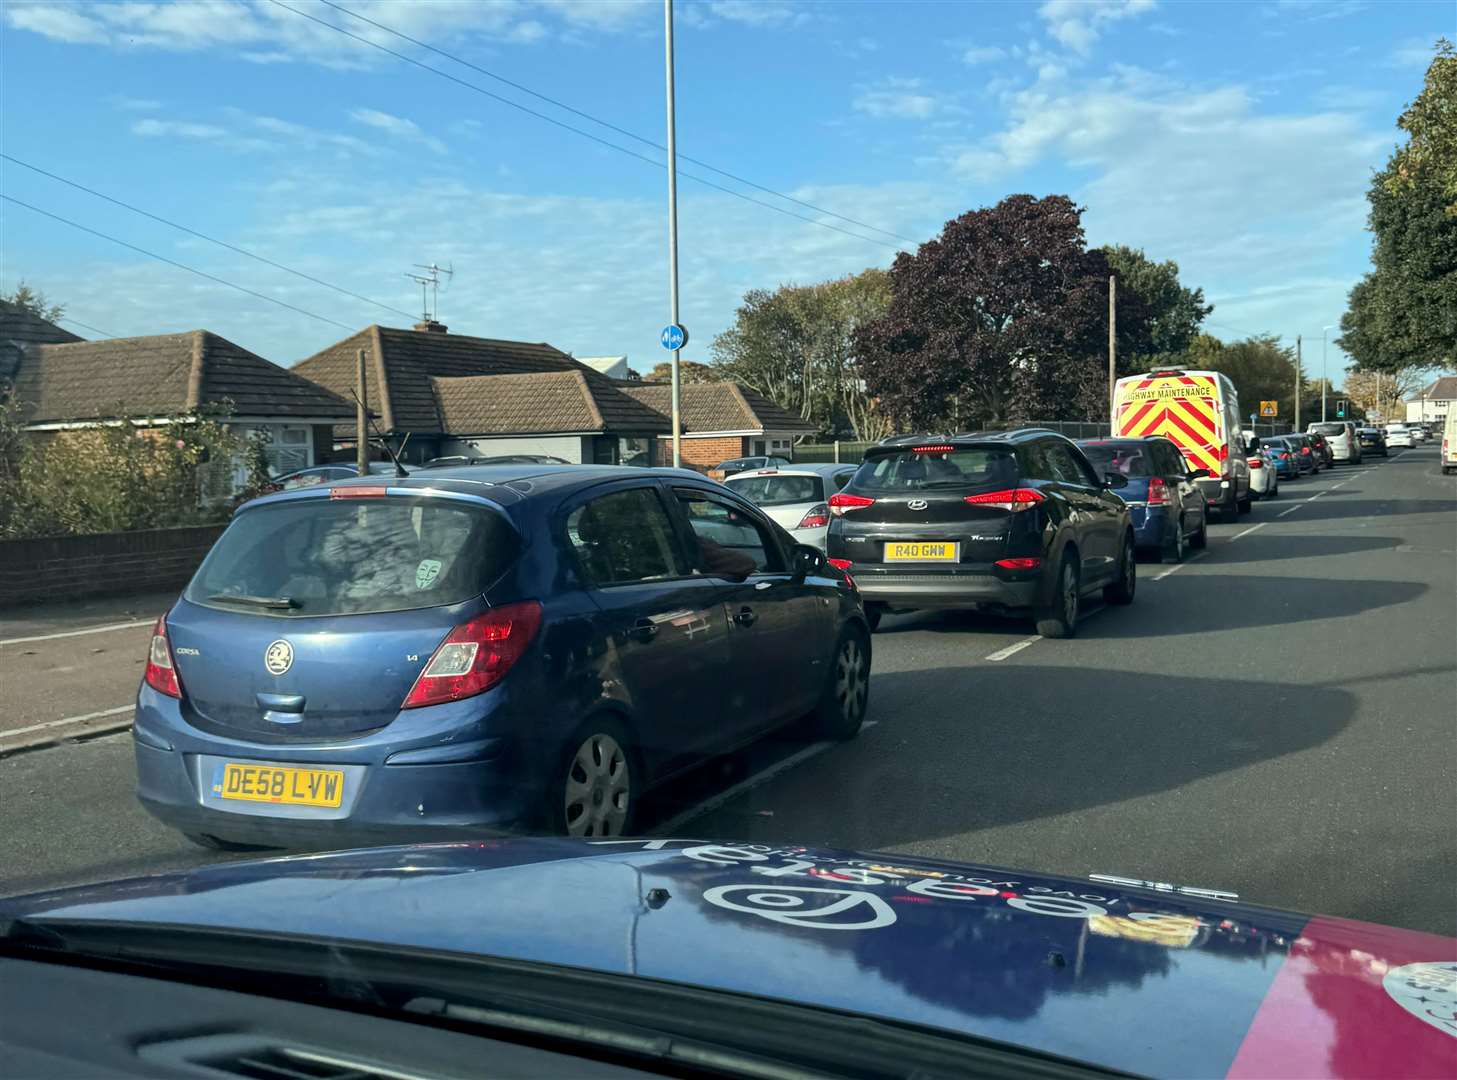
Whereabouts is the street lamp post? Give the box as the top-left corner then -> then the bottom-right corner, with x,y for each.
1321,325 -> 1335,422
663,0 -> 682,468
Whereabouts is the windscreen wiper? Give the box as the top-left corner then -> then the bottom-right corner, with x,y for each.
206,594 -> 299,610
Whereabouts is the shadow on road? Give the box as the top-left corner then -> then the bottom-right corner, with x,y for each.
1264,498 -> 1454,524
1192,535 -> 1403,564
648,663 -> 1355,852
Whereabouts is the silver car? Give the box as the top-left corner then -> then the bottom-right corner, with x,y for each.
723,463 -> 858,550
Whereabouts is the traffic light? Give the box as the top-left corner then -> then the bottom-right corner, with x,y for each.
1337,399 -> 1348,418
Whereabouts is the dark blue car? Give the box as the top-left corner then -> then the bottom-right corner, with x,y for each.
134,466 -> 870,848
3,840 -> 1453,1079
1077,437 -> 1209,563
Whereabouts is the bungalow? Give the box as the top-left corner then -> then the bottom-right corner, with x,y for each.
615,381 -> 817,470
0,327 -> 355,483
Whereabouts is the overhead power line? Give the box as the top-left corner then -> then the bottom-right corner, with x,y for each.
310,0 -> 917,247
2,154 -> 419,324
2,195 -> 357,332
266,0 -> 904,251
59,315 -> 120,339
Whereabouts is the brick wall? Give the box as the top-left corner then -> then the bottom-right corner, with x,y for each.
0,524 -> 227,608
655,435 -> 746,471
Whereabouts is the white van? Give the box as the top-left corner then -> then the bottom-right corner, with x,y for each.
1443,412 -> 1457,475
1308,421 -> 1361,464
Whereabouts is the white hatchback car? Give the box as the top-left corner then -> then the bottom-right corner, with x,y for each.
1385,423 -> 1415,449
723,464 -> 858,550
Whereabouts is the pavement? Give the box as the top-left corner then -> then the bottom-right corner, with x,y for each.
1,449 -> 1452,936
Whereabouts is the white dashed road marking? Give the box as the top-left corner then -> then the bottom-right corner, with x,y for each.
1278,505 -> 1302,517
1153,552 -> 1206,580
0,620 -> 152,647
4,705 -> 134,739
1230,522 -> 1268,541
984,636 -> 1041,662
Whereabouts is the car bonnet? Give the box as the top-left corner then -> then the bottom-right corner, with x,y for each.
2,840 -> 1452,1079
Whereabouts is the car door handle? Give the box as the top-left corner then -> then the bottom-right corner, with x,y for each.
734,606 -> 757,627
629,618 -> 659,642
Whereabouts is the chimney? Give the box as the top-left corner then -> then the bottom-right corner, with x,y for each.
413,320 -> 448,334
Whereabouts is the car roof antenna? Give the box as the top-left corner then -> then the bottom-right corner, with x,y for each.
348,387 -> 409,478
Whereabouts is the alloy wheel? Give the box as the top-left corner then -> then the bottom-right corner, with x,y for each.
1062,562 -> 1079,625
563,732 -> 631,837
835,635 -> 869,724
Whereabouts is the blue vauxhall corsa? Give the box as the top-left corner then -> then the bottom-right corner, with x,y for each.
133,465 -> 871,849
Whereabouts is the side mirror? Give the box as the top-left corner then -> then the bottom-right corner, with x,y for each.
1188,468 -> 1211,481
1103,472 -> 1129,489
791,543 -> 824,580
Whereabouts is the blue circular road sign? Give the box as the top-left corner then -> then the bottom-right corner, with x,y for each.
660,324 -> 689,351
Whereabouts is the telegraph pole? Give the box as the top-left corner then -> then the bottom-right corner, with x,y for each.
664,0 -> 682,468
1107,275 -> 1117,413
355,348 -> 369,473
1294,335 -> 1302,432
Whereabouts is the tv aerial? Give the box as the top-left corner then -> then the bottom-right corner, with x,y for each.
405,261 -> 454,322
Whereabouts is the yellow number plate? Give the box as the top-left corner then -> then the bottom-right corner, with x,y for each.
884,542 -> 959,561
215,763 -> 345,808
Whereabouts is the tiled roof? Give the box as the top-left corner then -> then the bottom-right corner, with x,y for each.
293,325 -> 591,434
8,331 -> 354,424
433,371 -> 667,435
0,300 -> 83,348
617,382 -> 817,434
1413,375 -> 1457,401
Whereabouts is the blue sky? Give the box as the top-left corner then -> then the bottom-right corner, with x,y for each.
1,0 -> 1449,380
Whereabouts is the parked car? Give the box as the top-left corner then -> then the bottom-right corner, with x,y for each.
132,465 -> 871,848
1411,425 -> 1430,443
270,461 -> 407,490
1304,431 -> 1332,470
1243,437 -> 1280,500
422,454 -> 569,468
1263,437 -> 1302,479
1076,437 -> 1209,562
1444,411 -> 1457,473
1385,423 -> 1415,449
5,839 -> 1455,1080
1282,433 -> 1319,474
723,463 -> 857,551
1307,421 -> 1360,465
707,454 -> 791,481
1358,426 -> 1388,457
826,430 -> 1136,638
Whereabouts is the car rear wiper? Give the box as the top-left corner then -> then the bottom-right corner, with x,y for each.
206,593 -> 300,610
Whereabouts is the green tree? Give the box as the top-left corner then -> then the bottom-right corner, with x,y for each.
1101,245 -> 1212,360
1194,334 -> 1312,427
1339,41 -> 1457,374
1387,38 -> 1456,215
855,195 -> 1153,428
2,280 -> 65,323
646,359 -> 720,383
712,268 -> 892,438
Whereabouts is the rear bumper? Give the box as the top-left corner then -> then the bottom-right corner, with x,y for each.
132,685 -> 546,848
849,567 -> 1041,610
1129,505 -> 1171,549
787,524 -> 830,550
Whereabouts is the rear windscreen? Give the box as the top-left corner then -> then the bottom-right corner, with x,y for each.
852,448 -> 1019,492
186,497 -> 517,616
725,474 -> 825,506
1077,443 -> 1153,477
1310,424 -> 1346,436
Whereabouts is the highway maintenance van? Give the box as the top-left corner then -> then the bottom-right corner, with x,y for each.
1111,369 -> 1251,519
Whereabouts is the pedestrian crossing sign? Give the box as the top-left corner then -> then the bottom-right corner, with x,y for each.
1259,400 -> 1278,417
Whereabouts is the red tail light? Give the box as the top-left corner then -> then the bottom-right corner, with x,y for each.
1247,458 -> 1263,469
964,488 -> 1046,511
1300,447 -> 1311,455
827,558 -> 853,571
402,601 -> 543,709
995,557 -> 1041,570
1146,476 -> 1171,505
796,504 -> 830,529
143,615 -> 181,698
331,485 -> 388,498
828,493 -> 875,516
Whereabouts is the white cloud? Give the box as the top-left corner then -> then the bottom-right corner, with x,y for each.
705,1 -> 805,27
131,119 -> 231,141
1038,0 -> 1157,56
1,0 -> 654,67
1388,35 -> 1442,69
962,45 -> 1008,65
350,108 -> 448,154
111,96 -> 163,111
853,77 -> 949,120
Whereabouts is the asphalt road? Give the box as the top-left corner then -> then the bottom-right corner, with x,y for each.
2,448 -> 1453,936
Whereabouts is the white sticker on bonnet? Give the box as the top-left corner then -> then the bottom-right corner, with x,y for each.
415,559 -> 443,589
1382,961 -> 1457,1039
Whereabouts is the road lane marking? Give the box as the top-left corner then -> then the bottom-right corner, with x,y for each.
1306,490 -> 1329,501
984,636 -> 1040,662
1230,522 -> 1267,541
650,721 -> 880,835
1278,504 -> 1302,517
1153,552 -> 1206,580
0,619 -> 153,647
3,704 -> 134,739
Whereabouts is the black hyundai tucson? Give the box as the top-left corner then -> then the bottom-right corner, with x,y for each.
826,430 -> 1136,637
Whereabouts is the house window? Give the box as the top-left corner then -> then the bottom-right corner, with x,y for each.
619,437 -> 651,467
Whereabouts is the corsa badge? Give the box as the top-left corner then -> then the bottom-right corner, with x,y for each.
264,639 -> 294,676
